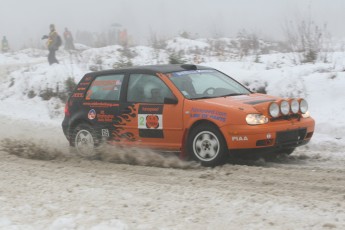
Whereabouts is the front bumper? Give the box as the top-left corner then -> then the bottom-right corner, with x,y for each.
221,117 -> 315,150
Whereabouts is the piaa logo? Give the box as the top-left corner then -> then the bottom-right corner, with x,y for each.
232,136 -> 248,141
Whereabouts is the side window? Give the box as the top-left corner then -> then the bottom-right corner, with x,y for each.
86,74 -> 124,101
127,74 -> 174,103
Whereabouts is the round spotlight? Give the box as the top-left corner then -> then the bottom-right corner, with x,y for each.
269,102 -> 280,118
300,99 -> 308,114
290,99 -> 299,114
280,100 -> 290,115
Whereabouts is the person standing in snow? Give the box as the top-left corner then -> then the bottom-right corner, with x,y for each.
42,24 -> 61,65
1,36 -> 9,53
63,28 -> 75,50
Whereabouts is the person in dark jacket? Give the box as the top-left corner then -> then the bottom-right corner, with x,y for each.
42,24 -> 60,65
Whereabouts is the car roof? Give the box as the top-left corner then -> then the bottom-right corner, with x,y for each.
86,64 -> 215,76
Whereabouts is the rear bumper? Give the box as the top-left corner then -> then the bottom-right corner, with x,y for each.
220,117 -> 315,150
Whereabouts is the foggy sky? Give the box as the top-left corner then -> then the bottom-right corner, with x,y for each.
1,0 -> 345,49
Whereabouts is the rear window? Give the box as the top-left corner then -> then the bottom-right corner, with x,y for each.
86,74 -> 124,101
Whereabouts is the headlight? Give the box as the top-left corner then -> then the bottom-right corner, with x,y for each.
302,111 -> 310,118
290,99 -> 299,114
300,99 -> 308,113
246,114 -> 268,125
280,100 -> 290,115
269,102 -> 280,118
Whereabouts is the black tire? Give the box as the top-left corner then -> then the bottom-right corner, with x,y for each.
71,123 -> 99,158
187,124 -> 228,167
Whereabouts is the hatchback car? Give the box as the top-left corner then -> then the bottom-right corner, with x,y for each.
62,64 -> 315,166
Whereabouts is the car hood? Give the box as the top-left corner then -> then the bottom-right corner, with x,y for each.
195,93 -> 278,114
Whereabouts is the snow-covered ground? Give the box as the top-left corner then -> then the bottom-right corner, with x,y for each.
0,39 -> 345,229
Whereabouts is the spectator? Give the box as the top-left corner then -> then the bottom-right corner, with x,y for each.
64,27 -> 75,50
42,24 -> 61,65
1,36 -> 9,52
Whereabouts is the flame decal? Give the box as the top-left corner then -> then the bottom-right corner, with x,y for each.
112,105 -> 137,142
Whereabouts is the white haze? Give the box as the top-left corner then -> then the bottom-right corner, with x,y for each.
1,0 -> 345,50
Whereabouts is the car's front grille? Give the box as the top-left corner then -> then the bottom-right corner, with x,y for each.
276,128 -> 307,146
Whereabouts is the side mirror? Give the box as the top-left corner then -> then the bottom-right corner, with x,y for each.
164,97 -> 178,104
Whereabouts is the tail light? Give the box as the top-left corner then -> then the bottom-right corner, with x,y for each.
64,103 -> 70,116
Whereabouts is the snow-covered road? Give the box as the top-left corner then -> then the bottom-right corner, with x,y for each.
0,117 -> 344,230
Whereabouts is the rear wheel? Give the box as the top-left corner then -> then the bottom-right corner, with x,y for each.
187,124 -> 227,167
72,123 -> 99,158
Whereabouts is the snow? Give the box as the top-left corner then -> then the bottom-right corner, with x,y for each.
166,37 -> 210,52
0,38 -> 345,229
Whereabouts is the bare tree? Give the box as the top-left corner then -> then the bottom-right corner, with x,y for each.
282,12 -> 328,63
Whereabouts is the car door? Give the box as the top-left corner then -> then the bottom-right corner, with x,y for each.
83,73 -> 125,140
118,73 -> 184,150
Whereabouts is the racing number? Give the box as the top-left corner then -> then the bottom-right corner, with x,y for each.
85,90 -> 93,100
139,116 -> 145,126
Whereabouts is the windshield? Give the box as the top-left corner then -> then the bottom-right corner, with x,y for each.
169,69 -> 251,99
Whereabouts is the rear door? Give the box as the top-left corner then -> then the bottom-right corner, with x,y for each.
83,73 -> 125,140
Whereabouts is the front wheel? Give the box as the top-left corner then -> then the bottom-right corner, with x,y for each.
72,123 -> 99,158
187,124 -> 228,167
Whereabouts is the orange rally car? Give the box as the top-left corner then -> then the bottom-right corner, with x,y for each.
62,64 -> 315,166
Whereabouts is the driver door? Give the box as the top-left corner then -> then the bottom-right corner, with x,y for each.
120,73 -> 184,150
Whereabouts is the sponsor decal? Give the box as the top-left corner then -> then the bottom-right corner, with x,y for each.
97,110 -> 114,122
138,114 -> 162,129
141,107 -> 160,113
88,109 -> 96,120
91,79 -> 122,87
146,115 -> 160,129
72,92 -> 84,98
102,129 -> 110,137
190,108 -> 227,122
82,102 -> 119,108
138,105 -> 164,138
232,136 -> 248,141
91,80 -> 122,91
